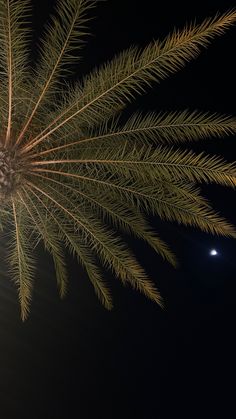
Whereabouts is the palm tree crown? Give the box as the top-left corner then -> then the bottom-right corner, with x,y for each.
0,0 -> 236,320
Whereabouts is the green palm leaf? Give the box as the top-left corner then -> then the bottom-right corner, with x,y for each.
0,0 -> 32,141
0,1 -> 235,319
22,9 -> 236,152
27,183 -> 113,310
16,0 -> 98,145
78,111 -> 236,147
18,188 -> 68,298
30,142 -> 236,186
7,201 -> 35,320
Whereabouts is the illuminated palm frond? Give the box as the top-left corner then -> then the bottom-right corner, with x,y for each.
0,0 -> 236,319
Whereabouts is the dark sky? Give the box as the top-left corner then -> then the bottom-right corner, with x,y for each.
1,0 -> 236,418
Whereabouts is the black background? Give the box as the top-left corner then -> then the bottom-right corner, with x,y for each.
0,0 -> 236,418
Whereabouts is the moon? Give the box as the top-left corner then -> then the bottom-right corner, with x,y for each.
210,249 -> 218,256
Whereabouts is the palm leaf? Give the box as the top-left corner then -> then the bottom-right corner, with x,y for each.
7,201 -> 35,320
80,110 -> 236,147
27,179 -> 163,306
27,184 -> 113,310
0,3 -> 235,318
30,140 -> 236,187
26,110 -> 236,159
22,10 -> 236,152
28,165 -> 236,237
18,188 -> 68,298
16,0 -> 97,145
29,172 -> 178,267
0,0 -> 31,143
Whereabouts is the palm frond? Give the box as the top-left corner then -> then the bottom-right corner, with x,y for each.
16,0 -> 98,146
26,110 -> 236,158
31,144 -> 236,186
0,3 -> 235,318
8,200 -> 35,320
79,110 -> 236,147
27,184 -> 113,310
0,0 -> 31,143
65,234 -> 114,311
29,167 -> 236,237
28,172 -> 178,267
18,188 -> 68,298
21,10 -> 236,152
27,179 -> 163,306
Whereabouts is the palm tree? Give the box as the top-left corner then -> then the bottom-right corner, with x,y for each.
0,0 -> 236,320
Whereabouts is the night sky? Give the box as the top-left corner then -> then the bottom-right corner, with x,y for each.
1,0 -> 236,418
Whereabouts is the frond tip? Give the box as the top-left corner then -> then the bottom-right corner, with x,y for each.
0,2 -> 235,319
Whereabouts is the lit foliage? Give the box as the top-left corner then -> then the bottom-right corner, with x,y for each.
0,0 -> 236,320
